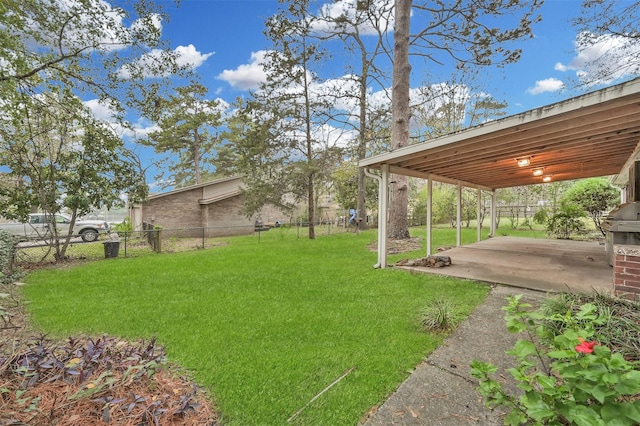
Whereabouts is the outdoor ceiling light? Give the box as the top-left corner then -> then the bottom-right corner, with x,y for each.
532,168 -> 544,176
543,175 -> 553,182
516,157 -> 531,167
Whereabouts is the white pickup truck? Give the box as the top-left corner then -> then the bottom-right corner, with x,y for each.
0,213 -> 109,242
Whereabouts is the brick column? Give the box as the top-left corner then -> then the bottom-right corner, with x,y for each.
613,244 -> 640,300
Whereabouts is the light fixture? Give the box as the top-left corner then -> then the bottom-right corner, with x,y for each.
532,168 -> 544,176
516,157 -> 531,167
543,175 -> 553,183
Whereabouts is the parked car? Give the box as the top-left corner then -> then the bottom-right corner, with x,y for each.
0,213 -> 109,242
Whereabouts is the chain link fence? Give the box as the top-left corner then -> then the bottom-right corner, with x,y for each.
11,221 -> 355,269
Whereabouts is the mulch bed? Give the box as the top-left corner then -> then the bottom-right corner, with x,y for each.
367,237 -> 422,254
0,281 -> 218,425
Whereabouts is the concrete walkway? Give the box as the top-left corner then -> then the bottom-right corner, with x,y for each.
363,285 -> 546,425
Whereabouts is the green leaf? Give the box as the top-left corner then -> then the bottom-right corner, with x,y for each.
608,352 -> 631,369
602,403 -> 630,424
581,368 -> 606,382
554,330 -> 580,349
504,409 -> 527,426
601,372 -> 619,385
619,401 -> 640,423
560,404 -> 605,426
589,384 -> 615,404
575,303 -> 598,320
536,374 -> 557,391
470,360 -> 497,378
615,376 -> 640,395
508,339 -> 538,359
521,392 -> 555,421
505,317 -> 527,333
547,349 -> 573,359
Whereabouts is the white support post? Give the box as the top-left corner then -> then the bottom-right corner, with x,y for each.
364,168 -> 382,268
456,181 -> 462,247
379,164 -> 390,269
364,167 -> 388,269
427,177 -> 433,256
477,187 -> 482,242
491,189 -> 497,237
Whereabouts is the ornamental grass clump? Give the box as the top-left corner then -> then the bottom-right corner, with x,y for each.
421,298 -> 460,332
471,294 -> 640,426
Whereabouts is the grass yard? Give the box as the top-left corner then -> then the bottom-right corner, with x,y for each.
21,229 -> 494,425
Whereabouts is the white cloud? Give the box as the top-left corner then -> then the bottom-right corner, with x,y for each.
130,12 -> 163,38
311,123 -> 358,149
0,57 -> 12,75
147,178 -> 173,194
118,44 -> 213,79
84,99 -> 118,122
173,97 -> 229,119
555,32 -> 640,85
526,78 -> 565,95
53,0 -> 154,53
174,44 -> 213,69
312,0 -> 394,36
128,120 -> 160,139
84,98 -> 160,139
368,87 -> 392,111
217,51 -> 268,90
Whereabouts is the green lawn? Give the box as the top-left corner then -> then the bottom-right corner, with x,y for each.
22,229 -> 495,425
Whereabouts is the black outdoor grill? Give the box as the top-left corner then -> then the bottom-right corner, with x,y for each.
602,161 -> 640,266
602,202 -> 640,266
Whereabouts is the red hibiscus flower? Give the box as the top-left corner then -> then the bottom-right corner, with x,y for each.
575,337 -> 598,354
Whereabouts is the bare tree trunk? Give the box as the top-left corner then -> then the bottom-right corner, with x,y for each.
308,174 -> 316,239
388,0 -> 411,239
357,76 -> 369,230
193,129 -> 202,185
357,167 -> 368,229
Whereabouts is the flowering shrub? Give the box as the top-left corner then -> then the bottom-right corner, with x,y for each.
470,294 -> 640,426
574,337 -> 597,354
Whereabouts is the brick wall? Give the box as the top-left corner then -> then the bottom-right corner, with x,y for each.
143,187 -> 204,229
141,183 -> 289,237
205,195 -> 254,237
142,185 -> 256,237
612,245 -> 640,300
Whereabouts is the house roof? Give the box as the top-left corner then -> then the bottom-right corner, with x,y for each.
198,190 -> 242,205
359,77 -> 640,190
147,175 -> 244,200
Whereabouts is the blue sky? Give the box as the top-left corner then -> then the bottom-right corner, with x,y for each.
92,0 -> 639,188
154,0 -> 590,111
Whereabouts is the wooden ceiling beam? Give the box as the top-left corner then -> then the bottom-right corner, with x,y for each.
399,117 -> 640,169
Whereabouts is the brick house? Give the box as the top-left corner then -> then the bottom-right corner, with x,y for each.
130,176 -> 288,237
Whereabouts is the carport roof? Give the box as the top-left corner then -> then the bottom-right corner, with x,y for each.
359,77 -> 640,190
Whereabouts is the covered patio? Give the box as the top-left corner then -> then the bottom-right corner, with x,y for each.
360,77 -> 640,292
399,237 -> 612,294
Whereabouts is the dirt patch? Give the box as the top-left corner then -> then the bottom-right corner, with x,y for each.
163,239 -> 229,253
367,237 -> 422,254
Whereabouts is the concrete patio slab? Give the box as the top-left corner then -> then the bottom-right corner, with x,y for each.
398,236 -> 613,295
